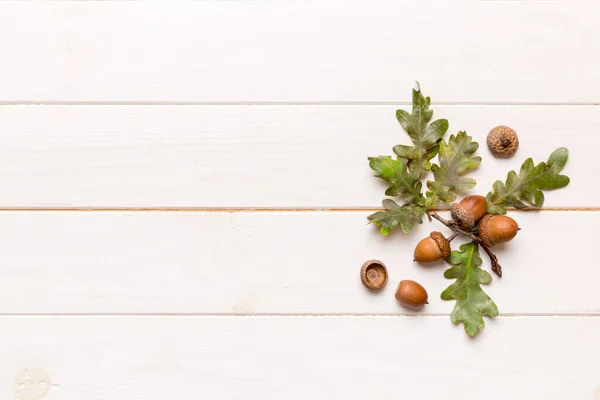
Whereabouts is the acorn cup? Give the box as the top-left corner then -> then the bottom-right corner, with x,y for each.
360,260 -> 388,290
487,125 -> 519,158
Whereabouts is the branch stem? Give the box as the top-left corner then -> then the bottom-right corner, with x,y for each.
446,231 -> 459,243
428,211 -> 502,277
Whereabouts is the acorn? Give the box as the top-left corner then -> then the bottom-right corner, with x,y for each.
413,231 -> 451,263
487,125 -> 519,158
450,195 -> 488,229
478,214 -> 520,247
360,260 -> 388,290
395,280 -> 428,310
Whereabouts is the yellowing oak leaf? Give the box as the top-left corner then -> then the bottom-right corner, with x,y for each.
368,156 -> 425,205
367,199 -> 426,235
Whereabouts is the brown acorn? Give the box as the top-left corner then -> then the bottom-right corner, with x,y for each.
413,231 -> 451,263
450,195 -> 488,229
395,280 -> 428,310
478,214 -> 520,247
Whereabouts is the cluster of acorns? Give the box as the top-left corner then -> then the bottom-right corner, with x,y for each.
414,195 -> 520,262
360,195 -> 520,310
361,125 -> 522,310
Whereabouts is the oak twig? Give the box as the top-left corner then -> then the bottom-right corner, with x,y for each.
446,231 -> 459,243
428,211 -> 502,277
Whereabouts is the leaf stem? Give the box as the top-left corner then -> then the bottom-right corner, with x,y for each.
428,211 -> 502,277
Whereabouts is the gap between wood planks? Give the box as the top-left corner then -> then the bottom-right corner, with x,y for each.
0,207 -> 595,213
0,313 -> 598,317
1,101 -> 600,106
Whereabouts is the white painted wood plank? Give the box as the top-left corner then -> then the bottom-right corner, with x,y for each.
0,211 -> 596,315
0,105 -> 593,208
0,316 -> 597,400
0,1 -> 598,103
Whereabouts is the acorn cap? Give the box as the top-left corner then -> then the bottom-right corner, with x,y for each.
429,231 -> 451,260
487,125 -> 519,158
360,260 -> 388,290
478,214 -> 494,247
451,202 -> 474,229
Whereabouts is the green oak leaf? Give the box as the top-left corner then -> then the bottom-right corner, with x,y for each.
425,131 -> 481,208
368,156 -> 425,205
393,84 -> 448,177
486,147 -> 570,214
367,199 -> 426,235
392,142 -> 441,177
441,242 -> 499,337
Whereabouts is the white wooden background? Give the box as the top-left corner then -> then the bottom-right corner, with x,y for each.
0,1 -> 598,399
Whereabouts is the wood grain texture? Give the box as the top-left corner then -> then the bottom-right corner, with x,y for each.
0,1 -> 598,103
0,211 -> 595,315
0,105 -> 593,208
0,316 -> 597,400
